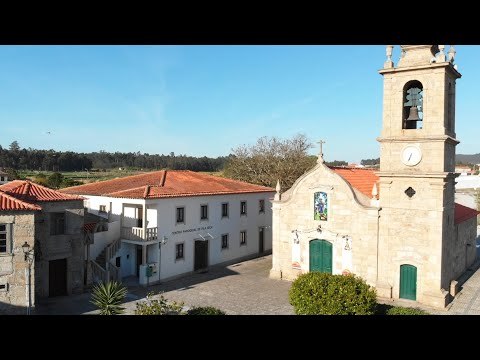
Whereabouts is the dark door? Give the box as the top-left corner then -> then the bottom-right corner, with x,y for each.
400,264 -> 417,300
259,227 -> 264,254
309,239 -> 332,274
49,258 -> 67,297
136,246 -> 142,277
194,240 -> 208,271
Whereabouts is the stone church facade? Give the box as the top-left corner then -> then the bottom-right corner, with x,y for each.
270,45 -> 479,308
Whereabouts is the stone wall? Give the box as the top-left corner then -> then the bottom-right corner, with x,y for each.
35,200 -> 84,299
0,211 -> 36,315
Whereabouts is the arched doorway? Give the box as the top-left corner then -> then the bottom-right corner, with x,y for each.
309,239 -> 332,274
399,264 -> 417,300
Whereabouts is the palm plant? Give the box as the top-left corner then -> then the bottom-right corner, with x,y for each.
90,281 -> 127,315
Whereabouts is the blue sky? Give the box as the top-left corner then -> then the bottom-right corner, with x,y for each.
0,45 -> 478,163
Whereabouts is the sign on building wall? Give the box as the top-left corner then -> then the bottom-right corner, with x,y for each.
314,192 -> 328,221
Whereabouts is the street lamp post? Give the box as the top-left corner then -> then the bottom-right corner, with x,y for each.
21,242 -> 34,315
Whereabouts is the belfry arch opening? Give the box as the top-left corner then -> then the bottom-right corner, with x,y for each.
403,80 -> 423,130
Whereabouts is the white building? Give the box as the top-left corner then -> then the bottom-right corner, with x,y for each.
62,170 -> 275,286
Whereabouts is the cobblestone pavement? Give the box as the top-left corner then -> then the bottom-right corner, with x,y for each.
446,262 -> 480,315
124,255 -> 294,315
36,255 -> 294,315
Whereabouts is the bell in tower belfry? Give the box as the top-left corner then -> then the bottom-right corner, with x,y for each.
403,81 -> 423,129
405,106 -> 420,129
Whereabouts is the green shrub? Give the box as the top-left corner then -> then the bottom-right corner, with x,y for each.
289,272 -> 377,315
386,306 -> 428,315
186,306 -> 226,315
91,281 -> 127,315
135,292 -> 184,315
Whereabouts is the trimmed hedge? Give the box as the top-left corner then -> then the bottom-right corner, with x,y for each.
289,272 -> 377,315
386,306 -> 429,315
187,306 -> 226,315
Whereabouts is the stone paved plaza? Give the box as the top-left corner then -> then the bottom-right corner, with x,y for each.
36,252 -> 480,315
124,255 -> 294,315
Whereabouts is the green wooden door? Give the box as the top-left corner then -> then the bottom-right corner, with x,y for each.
309,240 -> 332,274
399,264 -> 417,300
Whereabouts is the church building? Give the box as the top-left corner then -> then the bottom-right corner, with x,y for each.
270,45 -> 479,308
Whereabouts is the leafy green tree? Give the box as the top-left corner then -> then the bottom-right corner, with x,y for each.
4,168 -> 19,180
91,281 -> 127,315
289,272 -> 377,315
47,172 -> 64,189
224,134 -> 316,190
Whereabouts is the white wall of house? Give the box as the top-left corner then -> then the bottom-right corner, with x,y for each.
90,221 -> 120,260
151,192 -> 274,281
82,191 -> 274,283
118,243 -> 136,278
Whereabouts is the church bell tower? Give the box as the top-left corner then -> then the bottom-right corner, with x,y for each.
376,45 -> 461,307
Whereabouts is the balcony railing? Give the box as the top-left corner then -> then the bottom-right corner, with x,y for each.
121,227 -> 158,242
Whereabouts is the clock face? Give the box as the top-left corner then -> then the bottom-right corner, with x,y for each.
401,146 -> 422,166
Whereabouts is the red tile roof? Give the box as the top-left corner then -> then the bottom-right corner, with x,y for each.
330,166 -> 478,225
0,180 -> 83,203
454,203 -> 480,225
330,167 -> 380,198
0,190 -> 41,211
61,170 -> 275,199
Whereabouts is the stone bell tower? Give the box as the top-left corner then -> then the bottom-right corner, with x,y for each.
376,45 -> 461,307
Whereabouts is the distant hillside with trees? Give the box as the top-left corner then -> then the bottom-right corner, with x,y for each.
0,141 -> 228,172
456,153 -> 480,165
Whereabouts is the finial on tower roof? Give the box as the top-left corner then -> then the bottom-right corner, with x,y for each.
274,180 -> 281,201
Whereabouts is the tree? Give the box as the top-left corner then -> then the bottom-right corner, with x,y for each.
47,172 -> 64,189
223,134 -> 316,190
90,281 -> 127,315
9,141 -> 20,152
361,158 -> 380,166
289,272 -> 377,315
326,160 -> 348,167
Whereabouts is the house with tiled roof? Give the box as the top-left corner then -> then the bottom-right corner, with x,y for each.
270,45 -> 480,309
61,170 -> 275,285
0,168 -> 9,185
0,180 -> 84,314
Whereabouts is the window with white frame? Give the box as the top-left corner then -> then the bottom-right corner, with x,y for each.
240,230 -> 247,246
221,234 -> 229,249
99,205 -> 107,213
